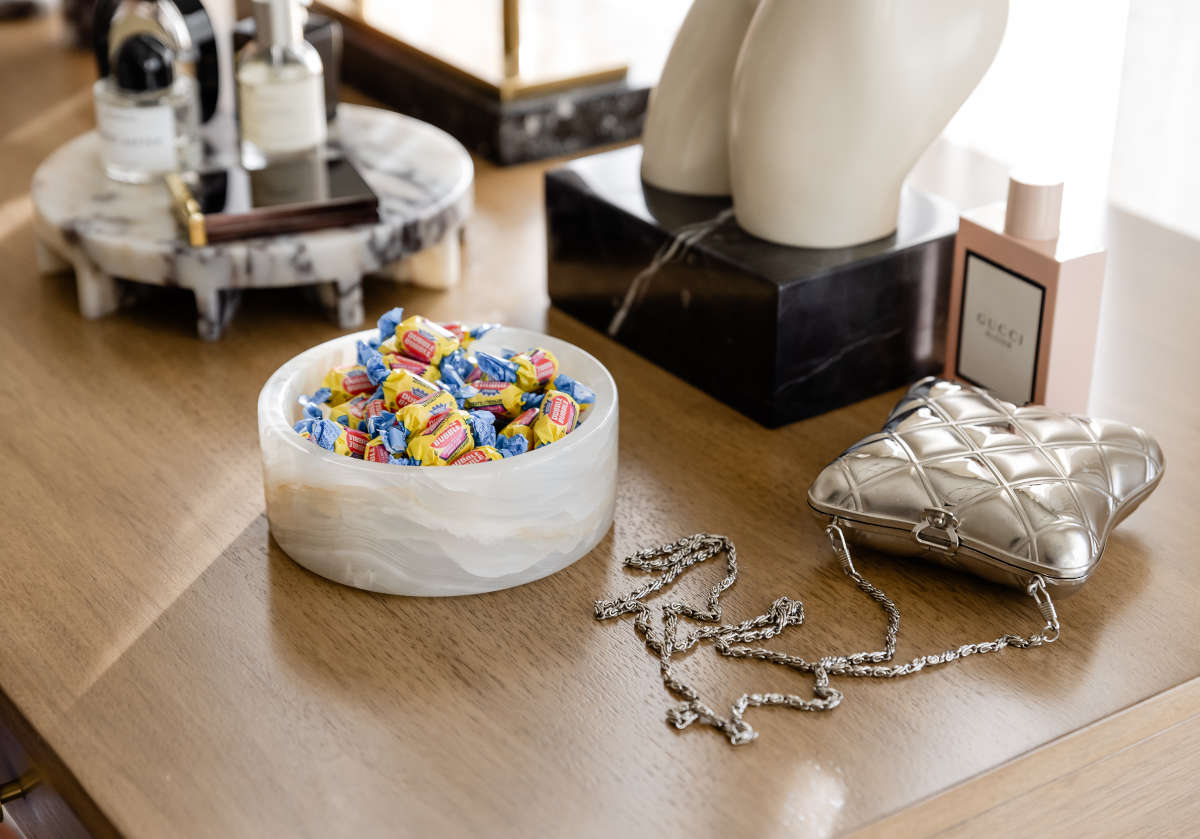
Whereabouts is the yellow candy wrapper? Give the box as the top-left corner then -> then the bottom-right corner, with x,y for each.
533,389 -> 579,448
322,365 -> 373,405
381,370 -> 439,411
333,425 -> 370,458
449,445 -> 504,465
407,410 -> 475,466
512,347 -> 559,392
464,378 -> 539,420
440,321 -> 497,351
383,352 -> 441,381
363,436 -> 390,463
498,407 -> 538,446
393,316 -> 459,365
395,390 -> 457,434
329,394 -> 369,429
364,398 -> 388,424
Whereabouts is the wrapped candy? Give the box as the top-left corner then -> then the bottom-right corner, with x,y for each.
295,417 -> 368,457
329,394 -> 370,429
511,348 -> 559,392
294,418 -> 342,450
436,362 -> 480,408
550,373 -> 596,415
533,390 -> 579,448
295,311 -> 592,465
475,348 -> 558,392
377,306 -> 406,343
364,421 -> 410,463
495,434 -> 529,458
322,365 -> 373,405
465,410 -> 497,448
381,370 -> 440,411
498,407 -> 537,447
464,378 -> 543,420
449,446 -> 505,465
395,390 -> 457,434
334,426 -> 369,458
385,353 -> 441,380
392,316 -> 459,365
364,398 -> 388,426
407,410 -> 476,466
441,321 -> 497,351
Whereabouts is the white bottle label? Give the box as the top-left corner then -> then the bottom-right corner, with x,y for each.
95,100 -> 178,173
239,75 -> 326,154
955,252 -> 1046,405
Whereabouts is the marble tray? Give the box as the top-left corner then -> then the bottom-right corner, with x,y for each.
258,327 -> 619,596
32,104 -> 474,339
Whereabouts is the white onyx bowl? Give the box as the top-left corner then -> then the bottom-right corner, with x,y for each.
258,327 -> 618,596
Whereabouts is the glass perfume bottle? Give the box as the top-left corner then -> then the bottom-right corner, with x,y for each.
92,33 -> 202,184
236,0 -> 327,169
944,175 -> 1107,413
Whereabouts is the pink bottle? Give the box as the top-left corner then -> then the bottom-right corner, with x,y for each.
943,175 -> 1107,413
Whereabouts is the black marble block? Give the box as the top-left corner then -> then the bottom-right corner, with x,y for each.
546,146 -> 959,427
339,27 -> 648,166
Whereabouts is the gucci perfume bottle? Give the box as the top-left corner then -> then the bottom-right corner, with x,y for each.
944,175 -> 1107,413
236,0 -> 327,168
92,33 -> 202,183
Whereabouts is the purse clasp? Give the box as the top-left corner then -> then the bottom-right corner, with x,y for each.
913,506 -> 960,553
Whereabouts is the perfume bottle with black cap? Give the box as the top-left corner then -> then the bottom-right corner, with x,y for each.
92,33 -> 202,183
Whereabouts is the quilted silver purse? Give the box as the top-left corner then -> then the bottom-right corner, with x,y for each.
595,376 -> 1166,744
808,377 -> 1165,591
594,377 -> 1165,746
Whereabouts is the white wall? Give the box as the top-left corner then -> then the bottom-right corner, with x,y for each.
1108,1 -> 1200,238
938,0 -> 1131,223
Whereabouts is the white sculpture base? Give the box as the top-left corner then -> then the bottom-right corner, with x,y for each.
32,104 -> 474,339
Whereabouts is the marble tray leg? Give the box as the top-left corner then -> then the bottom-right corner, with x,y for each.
35,238 -> 72,275
38,234 -> 124,319
194,287 -> 242,341
316,275 -> 365,329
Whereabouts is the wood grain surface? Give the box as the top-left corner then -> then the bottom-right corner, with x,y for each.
1,15 -> 1198,839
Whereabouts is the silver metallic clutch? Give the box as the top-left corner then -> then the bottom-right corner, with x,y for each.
808,378 -> 1165,591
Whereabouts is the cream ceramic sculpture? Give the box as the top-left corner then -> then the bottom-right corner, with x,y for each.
640,0 -> 760,196
729,0 -> 1009,248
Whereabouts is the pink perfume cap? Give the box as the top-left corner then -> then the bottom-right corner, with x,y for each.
1004,173 -> 1063,240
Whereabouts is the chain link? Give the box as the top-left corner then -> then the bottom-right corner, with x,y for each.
593,521 -> 1061,746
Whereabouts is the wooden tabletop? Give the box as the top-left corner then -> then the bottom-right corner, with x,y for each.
2,15 -> 1199,839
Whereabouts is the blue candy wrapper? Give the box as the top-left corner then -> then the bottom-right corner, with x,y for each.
466,410 -> 497,448
299,387 -> 332,410
495,434 -> 528,457
380,424 -> 409,454
439,349 -> 475,383
436,368 -> 481,407
294,418 -> 342,451
551,374 -> 596,411
378,307 -> 405,342
356,340 -> 376,368
476,351 -> 518,384
363,349 -> 391,387
363,409 -> 409,453
366,410 -> 396,437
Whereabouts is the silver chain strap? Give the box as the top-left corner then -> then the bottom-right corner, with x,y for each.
593,521 -> 1062,746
